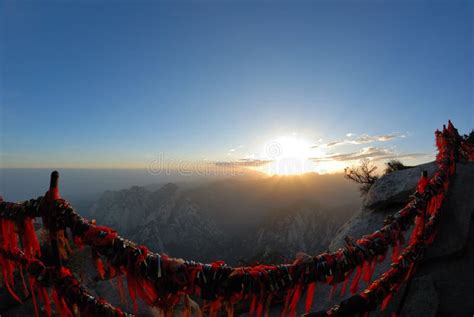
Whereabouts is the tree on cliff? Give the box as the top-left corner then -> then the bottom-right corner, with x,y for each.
344,159 -> 378,195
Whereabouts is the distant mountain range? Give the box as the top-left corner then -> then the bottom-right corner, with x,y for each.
90,173 -> 361,264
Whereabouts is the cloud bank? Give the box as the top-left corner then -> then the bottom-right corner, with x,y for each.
313,133 -> 405,148
311,146 -> 426,162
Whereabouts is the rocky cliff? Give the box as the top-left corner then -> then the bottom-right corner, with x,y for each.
303,161 -> 474,316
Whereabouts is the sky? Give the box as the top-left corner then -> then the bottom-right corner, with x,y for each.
1,0 -> 473,175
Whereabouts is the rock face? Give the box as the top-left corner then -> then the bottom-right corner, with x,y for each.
325,162 -> 474,316
414,162 -> 474,316
425,163 -> 474,259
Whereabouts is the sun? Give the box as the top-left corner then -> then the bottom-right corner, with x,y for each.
243,135 -> 346,176
256,136 -> 316,175
266,136 -> 312,159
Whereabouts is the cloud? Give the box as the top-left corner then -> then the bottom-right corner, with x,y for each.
312,133 -> 405,148
325,140 -> 347,147
215,159 -> 273,167
311,146 -> 427,162
377,134 -> 400,141
355,134 -> 399,143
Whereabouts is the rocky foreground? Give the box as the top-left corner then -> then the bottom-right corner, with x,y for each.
295,161 -> 474,316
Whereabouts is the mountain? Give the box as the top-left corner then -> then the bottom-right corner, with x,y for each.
251,202 -> 355,263
88,173 -> 361,263
184,173 -> 361,230
89,183 -> 224,261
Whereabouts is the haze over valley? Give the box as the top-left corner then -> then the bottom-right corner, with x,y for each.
0,168 -> 361,264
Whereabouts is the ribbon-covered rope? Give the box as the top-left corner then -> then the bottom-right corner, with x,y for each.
0,246 -> 131,317
305,122 -> 460,317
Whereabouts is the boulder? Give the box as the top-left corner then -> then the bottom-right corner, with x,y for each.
364,162 -> 437,210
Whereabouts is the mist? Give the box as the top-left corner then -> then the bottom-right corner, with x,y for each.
0,168 -> 227,203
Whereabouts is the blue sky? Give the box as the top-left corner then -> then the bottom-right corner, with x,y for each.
1,0 -> 472,173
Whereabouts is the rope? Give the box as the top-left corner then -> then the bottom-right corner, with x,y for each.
0,247 -> 131,317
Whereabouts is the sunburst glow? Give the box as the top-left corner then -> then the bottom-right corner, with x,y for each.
252,136 -> 343,175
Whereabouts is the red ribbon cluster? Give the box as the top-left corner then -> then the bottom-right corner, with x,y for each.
0,246 -> 129,317
0,121 -> 472,317
308,121 -> 467,316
